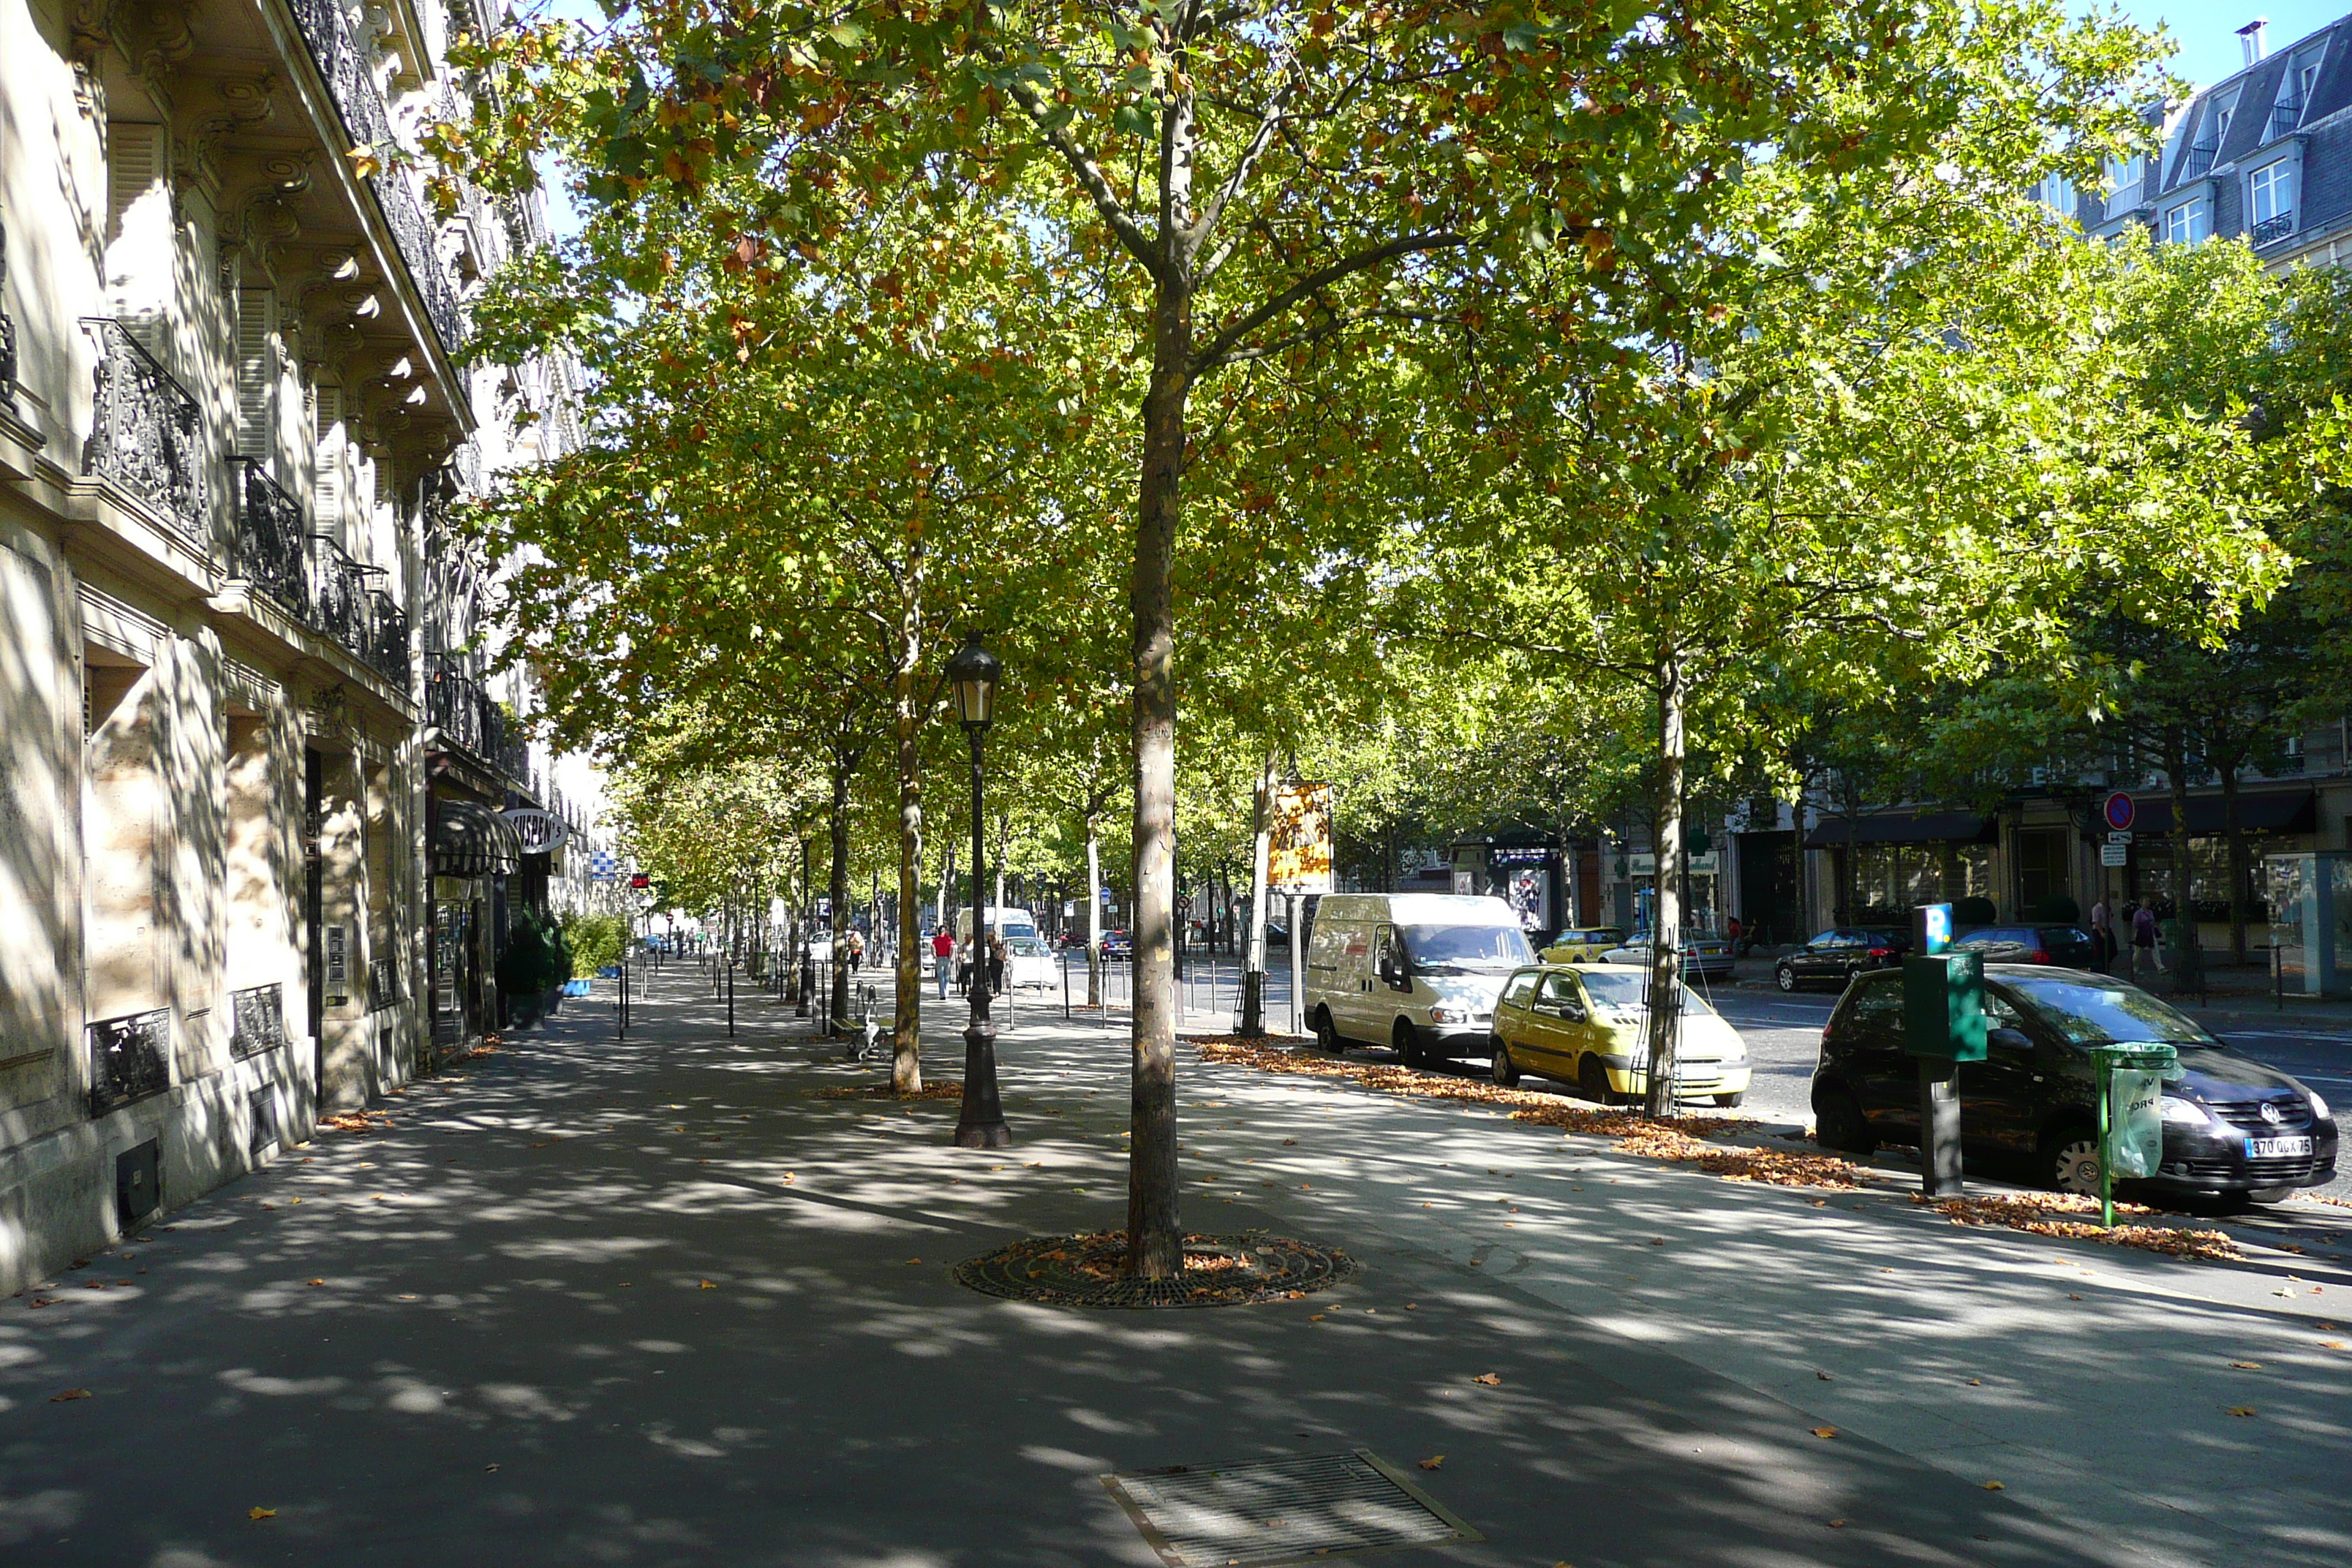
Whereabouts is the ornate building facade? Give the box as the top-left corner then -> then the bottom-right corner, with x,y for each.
0,0 -> 575,1294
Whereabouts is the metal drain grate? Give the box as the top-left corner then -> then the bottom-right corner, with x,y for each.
1101,1449 -> 1479,1567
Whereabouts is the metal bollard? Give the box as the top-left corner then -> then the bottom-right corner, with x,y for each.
727,964 -> 735,1037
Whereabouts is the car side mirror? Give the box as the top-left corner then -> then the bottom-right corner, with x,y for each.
1561,1003 -> 1588,1025
1987,1027 -> 2032,1054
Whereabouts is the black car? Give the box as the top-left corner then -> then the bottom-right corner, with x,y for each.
1949,924 -> 2096,968
1810,965 -> 2337,1202
1774,928 -> 1908,992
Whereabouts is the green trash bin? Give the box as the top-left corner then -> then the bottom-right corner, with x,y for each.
2085,1041 -> 2178,1226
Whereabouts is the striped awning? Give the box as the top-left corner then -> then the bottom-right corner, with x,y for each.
432,799 -> 521,877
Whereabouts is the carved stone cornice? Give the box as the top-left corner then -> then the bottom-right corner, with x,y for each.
218,149 -> 314,287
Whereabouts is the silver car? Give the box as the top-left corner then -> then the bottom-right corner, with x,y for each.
1600,932 -> 1735,981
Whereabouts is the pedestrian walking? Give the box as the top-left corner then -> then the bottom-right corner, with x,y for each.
2130,900 -> 2161,981
987,930 -> 1007,997
845,928 -> 864,974
931,926 -> 954,999
2089,896 -> 2114,971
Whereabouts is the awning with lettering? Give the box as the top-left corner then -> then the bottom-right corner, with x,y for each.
2126,790 -> 2314,837
1803,811 -> 1997,850
432,799 -> 521,878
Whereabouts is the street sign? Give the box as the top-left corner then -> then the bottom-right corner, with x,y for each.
1267,780 -> 1335,894
2102,791 -> 2136,832
590,850 -> 619,882
2100,843 -> 2129,867
2106,829 -> 2133,845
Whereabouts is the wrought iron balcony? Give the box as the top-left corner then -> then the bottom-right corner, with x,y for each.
370,591 -> 410,686
284,0 -> 468,358
85,320 -> 210,545
2182,139 -> 2218,179
426,654 -> 491,758
2269,96 -> 2304,142
233,460 -> 311,619
2252,214 -> 2296,246
1,223 -> 15,396
308,533 -> 385,676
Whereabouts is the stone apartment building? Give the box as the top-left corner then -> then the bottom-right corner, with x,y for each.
0,0 -> 576,1296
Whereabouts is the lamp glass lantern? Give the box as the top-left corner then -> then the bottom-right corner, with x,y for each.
948,633 -> 1002,731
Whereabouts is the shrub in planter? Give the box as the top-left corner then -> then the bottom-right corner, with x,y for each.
2029,892 -> 2081,924
1953,896 -> 1997,928
497,913 -> 571,1028
563,912 -> 626,979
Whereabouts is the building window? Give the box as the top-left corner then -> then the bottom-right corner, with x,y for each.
2164,195 -> 2212,244
2250,159 -> 2296,242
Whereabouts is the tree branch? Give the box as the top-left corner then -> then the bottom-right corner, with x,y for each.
1193,231 -> 1467,374
995,69 -> 1162,279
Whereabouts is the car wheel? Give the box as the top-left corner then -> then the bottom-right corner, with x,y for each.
1776,963 -> 1797,993
1714,1091 -> 1746,1108
1491,1038 -> 1520,1088
2047,1130 -> 2102,1197
1578,1053 -> 1617,1106
1313,1007 -> 1343,1055
1395,1018 -> 1427,1069
1811,1085 -> 1873,1154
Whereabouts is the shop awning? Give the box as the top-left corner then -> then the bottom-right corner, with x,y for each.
433,799 -> 521,878
1803,810 -> 1997,850
2127,790 -> 2314,837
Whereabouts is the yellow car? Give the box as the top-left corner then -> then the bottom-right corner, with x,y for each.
1489,963 -> 1752,1107
1538,927 -> 1625,965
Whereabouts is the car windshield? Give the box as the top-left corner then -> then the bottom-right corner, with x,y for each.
1403,924 -> 1534,970
1999,976 -> 2217,1048
1008,938 -> 1048,955
1575,970 -> 1717,1017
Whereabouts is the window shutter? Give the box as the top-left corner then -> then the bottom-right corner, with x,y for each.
108,125 -> 162,244
235,290 -> 276,459
314,385 -> 344,530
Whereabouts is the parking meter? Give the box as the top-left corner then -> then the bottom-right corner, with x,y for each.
1904,927 -> 1983,1199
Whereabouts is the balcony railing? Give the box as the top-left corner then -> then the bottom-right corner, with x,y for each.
284,0 -> 468,358
426,655 -> 532,783
2182,139 -> 2218,179
2251,213 -> 2296,246
234,460 -> 311,618
370,591 -> 410,685
84,320 -> 209,545
309,532 -> 378,670
1,223 -> 16,396
2269,96 -> 2304,142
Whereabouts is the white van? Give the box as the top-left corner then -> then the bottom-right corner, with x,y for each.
1303,894 -> 1534,1066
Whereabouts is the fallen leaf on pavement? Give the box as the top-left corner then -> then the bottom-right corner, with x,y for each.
1282,1139 -> 1297,1145
2321,1341 -> 2345,1350
1828,1519 -> 1847,1528
50,1389 -> 91,1402
1967,1378 -> 1983,1386
249,1507 -> 276,1521
1473,1373 -> 1501,1387
1417,1455 -> 1444,1471
2231,1361 -> 2262,1369
486,1463 -> 500,1472
1405,1303 -> 1417,1310
699,1280 -> 716,1289
1812,1427 -> 1838,1439
1816,1371 -> 1833,1381
1309,1313 -> 1326,1322
307,1279 -> 325,1287
2227,1407 -> 2258,1417
1981,1480 -> 2004,1490
906,1258 -> 923,1265
2068,1293 -> 2084,1301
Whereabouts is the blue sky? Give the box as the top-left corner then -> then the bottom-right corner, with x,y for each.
2113,1 -> 2345,87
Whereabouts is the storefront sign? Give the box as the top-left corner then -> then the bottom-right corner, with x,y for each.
1268,781 -> 1335,894
1627,851 -> 1720,876
502,808 -> 569,853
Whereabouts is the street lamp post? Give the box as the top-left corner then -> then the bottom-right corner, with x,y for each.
949,632 -> 1011,1149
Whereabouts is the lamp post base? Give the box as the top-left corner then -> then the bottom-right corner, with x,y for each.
954,990 -> 1011,1149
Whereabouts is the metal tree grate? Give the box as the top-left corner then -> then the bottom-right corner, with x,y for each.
1101,1450 -> 1478,1568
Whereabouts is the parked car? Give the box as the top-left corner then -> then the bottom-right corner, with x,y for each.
1774,927 -> 1908,992
1538,927 -> 1626,965
1599,931 -> 1735,981
1948,924 -> 2096,968
1100,929 -> 1134,959
1004,935 -> 1060,990
1490,964 -> 1752,1107
1304,893 -> 1534,1066
1809,966 -> 2337,1202
806,930 -> 834,964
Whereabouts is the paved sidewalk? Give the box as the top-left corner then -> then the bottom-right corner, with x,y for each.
3,965 -> 2347,1567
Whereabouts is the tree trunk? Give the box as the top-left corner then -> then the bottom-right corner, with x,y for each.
1086,815 -> 1104,1007
1243,755 -> 1274,1036
829,753 -> 853,1033
2166,732 -> 2201,992
2221,760 -> 2247,967
1643,655 -> 1687,1119
1125,273 -> 1191,1281
891,578 -> 925,1093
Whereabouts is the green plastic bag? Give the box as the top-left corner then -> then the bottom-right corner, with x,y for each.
2107,1067 -> 2166,1180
